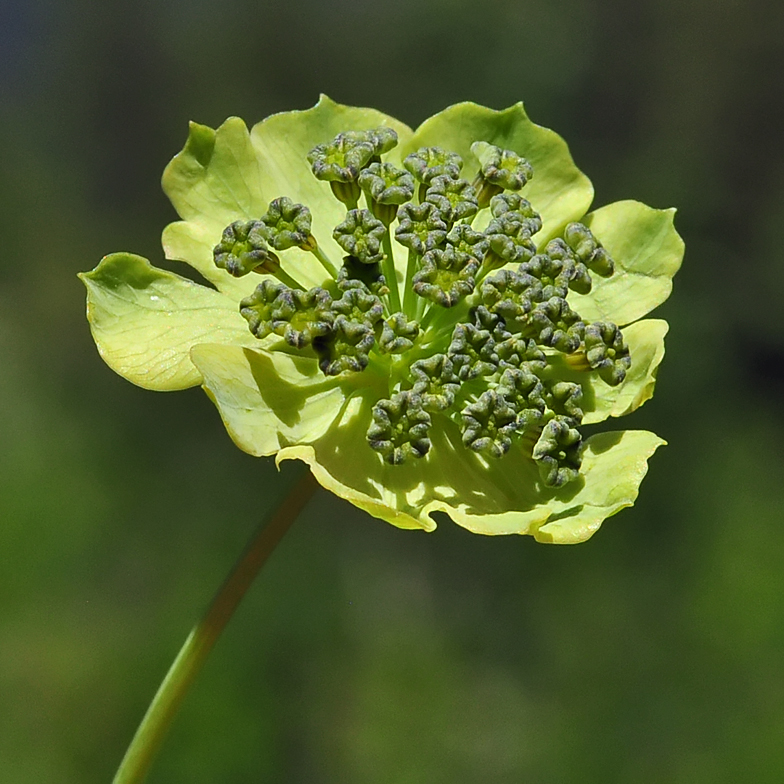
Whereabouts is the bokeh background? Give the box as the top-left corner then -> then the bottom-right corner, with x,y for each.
2,0 -> 784,781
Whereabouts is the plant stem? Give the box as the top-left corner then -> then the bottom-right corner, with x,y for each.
381,230 -> 402,313
402,249 -> 418,319
309,244 -> 339,278
275,268 -> 306,290
112,469 -> 318,784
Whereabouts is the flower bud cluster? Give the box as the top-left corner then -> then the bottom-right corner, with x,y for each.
366,391 -> 431,465
217,127 -> 631,484
333,209 -> 386,264
213,220 -> 280,277
239,275 -> 404,375
307,128 -> 398,208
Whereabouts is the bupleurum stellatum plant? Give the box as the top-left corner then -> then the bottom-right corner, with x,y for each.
80,96 -> 683,783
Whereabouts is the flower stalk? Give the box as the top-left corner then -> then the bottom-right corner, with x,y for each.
112,469 -> 317,784
307,242 -> 339,278
381,229 -> 402,312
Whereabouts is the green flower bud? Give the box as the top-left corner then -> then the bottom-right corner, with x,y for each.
358,162 -> 415,225
471,142 -> 534,191
259,197 -> 313,251
358,162 -> 415,204
337,256 -> 389,296
448,323 -> 499,380
537,239 -> 593,296
403,146 -> 463,184
366,391 -> 431,464
333,209 -> 386,264
368,126 -> 399,156
584,321 -> 631,385
412,247 -> 479,308
495,335 -> 547,371
273,287 -> 335,349
378,312 -> 420,354
240,283 -> 334,348
520,248 -> 577,300
485,215 -> 537,266
490,192 -> 522,217
424,175 -> 478,223
410,353 -> 460,412
308,130 -> 382,208
496,367 -> 547,430
479,269 -> 540,325
563,222 -> 615,277
237,279 -> 287,338
533,417 -> 583,488
446,224 -> 489,262
461,390 -> 519,458
490,193 -> 543,235
307,131 -> 375,183
394,202 -> 448,255
332,287 -> 385,329
529,297 -> 585,353
472,304 -> 508,341
313,316 -> 375,376
213,220 -> 280,277
545,380 -> 585,424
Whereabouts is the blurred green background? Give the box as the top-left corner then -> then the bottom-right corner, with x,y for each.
2,0 -> 784,781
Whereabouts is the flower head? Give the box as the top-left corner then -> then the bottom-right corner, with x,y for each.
80,96 -> 683,543
212,220 -> 280,277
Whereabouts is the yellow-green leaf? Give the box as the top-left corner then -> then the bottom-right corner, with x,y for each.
191,343 -> 346,457
79,252 -> 252,390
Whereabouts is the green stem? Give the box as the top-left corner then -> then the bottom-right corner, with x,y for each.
418,300 -> 435,330
275,268 -> 305,290
381,231 -> 402,313
402,249 -> 418,319
309,245 -> 339,278
112,469 -> 318,784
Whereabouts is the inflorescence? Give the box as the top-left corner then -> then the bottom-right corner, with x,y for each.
214,128 -> 631,487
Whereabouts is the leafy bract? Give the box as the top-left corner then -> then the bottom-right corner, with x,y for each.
79,253 -> 253,391
191,343 -> 346,455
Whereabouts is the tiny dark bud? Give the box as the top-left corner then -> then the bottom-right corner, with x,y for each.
260,197 -> 313,250
584,321 -> 631,385
533,417 -> 583,487
394,202 -> 448,255
213,219 -> 279,277
314,316 -> 375,376
471,141 -> 534,192
378,312 -> 420,354
412,247 -> 479,308
333,209 -> 386,265
424,175 -> 478,224
308,131 -> 375,183
460,390 -> 519,458
403,146 -> 463,184
563,223 -> 615,277
366,391 -> 431,464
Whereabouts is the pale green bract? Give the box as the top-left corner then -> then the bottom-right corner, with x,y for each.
79,95 -> 683,543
